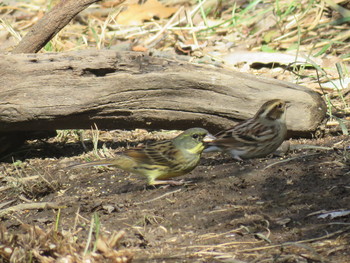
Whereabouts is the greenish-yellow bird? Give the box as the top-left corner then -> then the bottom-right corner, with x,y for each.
70,128 -> 215,185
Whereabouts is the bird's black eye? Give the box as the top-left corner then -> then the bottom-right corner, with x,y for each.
192,134 -> 199,139
277,103 -> 283,109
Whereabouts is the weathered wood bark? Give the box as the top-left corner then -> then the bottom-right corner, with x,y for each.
0,50 -> 326,136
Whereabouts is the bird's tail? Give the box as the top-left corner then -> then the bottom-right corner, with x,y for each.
67,159 -> 117,169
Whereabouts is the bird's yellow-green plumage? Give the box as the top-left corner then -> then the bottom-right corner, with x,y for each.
70,128 -> 215,185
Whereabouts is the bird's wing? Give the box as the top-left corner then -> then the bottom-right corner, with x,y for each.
214,121 -> 276,147
124,140 -> 179,168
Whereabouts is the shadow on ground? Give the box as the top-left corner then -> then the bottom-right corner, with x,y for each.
1,133 -> 349,262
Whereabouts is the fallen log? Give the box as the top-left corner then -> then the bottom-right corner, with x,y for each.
0,50 -> 326,137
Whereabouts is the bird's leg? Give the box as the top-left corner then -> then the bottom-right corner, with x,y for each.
233,155 -> 244,161
228,150 -> 244,161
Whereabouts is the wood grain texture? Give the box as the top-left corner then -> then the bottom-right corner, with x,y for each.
0,50 -> 326,136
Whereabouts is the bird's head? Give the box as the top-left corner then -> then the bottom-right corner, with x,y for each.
173,128 -> 216,154
255,99 -> 287,121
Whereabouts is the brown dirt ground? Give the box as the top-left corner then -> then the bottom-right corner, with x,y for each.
1,130 -> 350,263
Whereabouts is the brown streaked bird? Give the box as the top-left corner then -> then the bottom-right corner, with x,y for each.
205,99 -> 287,160
69,128 -> 215,185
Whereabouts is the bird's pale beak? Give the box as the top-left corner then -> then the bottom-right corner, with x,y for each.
203,133 -> 216,143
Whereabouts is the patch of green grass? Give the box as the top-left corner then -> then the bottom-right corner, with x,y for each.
84,212 -> 101,255
44,40 -> 54,51
91,123 -> 100,157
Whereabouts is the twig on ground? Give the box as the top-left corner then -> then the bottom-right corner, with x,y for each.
134,188 -> 182,205
0,202 -> 62,217
12,0 -> 101,53
0,199 -> 16,209
236,226 -> 350,253
263,153 -> 322,170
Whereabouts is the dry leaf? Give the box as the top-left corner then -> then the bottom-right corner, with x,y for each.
132,45 -> 148,52
116,0 -> 177,26
102,0 -> 127,8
